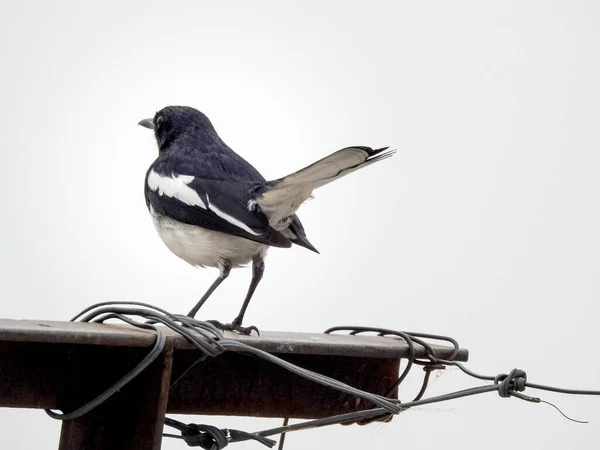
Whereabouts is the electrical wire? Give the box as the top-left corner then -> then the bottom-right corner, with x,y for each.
45,302 -> 600,450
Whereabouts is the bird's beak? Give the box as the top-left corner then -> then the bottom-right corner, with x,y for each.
138,118 -> 154,130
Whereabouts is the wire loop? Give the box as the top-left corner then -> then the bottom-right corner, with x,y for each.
44,302 -> 600,448
496,369 -> 527,398
164,418 -> 276,449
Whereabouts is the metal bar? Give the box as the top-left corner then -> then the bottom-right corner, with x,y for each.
0,318 -> 469,440
58,343 -> 174,450
0,340 -> 400,417
168,350 -> 400,418
0,319 -> 469,360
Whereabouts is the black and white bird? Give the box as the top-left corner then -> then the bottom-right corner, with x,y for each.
139,106 -> 393,334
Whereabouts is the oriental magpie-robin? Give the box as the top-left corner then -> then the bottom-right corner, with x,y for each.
139,106 -> 393,334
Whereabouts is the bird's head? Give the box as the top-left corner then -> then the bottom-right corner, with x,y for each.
138,105 -> 217,151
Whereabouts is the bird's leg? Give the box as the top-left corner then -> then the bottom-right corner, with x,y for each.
224,255 -> 265,335
187,261 -> 231,318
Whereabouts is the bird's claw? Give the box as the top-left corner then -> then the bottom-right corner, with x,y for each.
207,319 -> 259,336
225,321 -> 260,336
229,323 -> 259,336
206,319 -> 225,331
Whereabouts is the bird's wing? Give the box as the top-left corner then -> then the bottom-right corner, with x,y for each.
145,169 -> 291,248
255,146 -> 394,227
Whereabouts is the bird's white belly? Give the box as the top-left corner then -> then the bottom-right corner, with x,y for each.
151,212 -> 267,268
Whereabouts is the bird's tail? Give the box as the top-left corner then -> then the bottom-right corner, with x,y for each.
254,146 -> 394,228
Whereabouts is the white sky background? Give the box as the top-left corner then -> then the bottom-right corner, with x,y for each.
1,1 -> 599,449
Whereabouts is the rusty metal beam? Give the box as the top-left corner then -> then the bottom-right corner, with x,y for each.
59,344 -> 174,450
0,319 -> 469,448
168,350 -> 400,418
0,319 -> 468,359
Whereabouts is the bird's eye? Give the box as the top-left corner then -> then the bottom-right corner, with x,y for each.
156,116 -> 164,128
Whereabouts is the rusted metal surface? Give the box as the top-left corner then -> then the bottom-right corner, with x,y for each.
0,340 -> 400,416
0,319 -> 469,449
168,350 -> 399,418
59,344 -> 174,450
0,340 -> 63,408
0,319 -> 469,360
0,319 -> 157,347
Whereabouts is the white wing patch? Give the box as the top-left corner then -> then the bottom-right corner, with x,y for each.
148,170 -> 261,237
206,195 -> 260,236
147,170 -> 206,209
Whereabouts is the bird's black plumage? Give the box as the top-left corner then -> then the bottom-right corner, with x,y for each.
140,105 -> 392,333
144,106 -> 316,251
145,168 -> 292,248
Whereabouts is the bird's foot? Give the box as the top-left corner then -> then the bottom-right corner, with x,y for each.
207,319 -> 259,336
204,319 -> 225,331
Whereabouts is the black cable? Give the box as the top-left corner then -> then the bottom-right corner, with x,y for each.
44,302 -> 600,448
45,325 -> 166,420
164,417 -> 276,449
526,383 -> 600,396
277,417 -> 289,450
239,385 -> 501,440
438,360 -> 600,396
